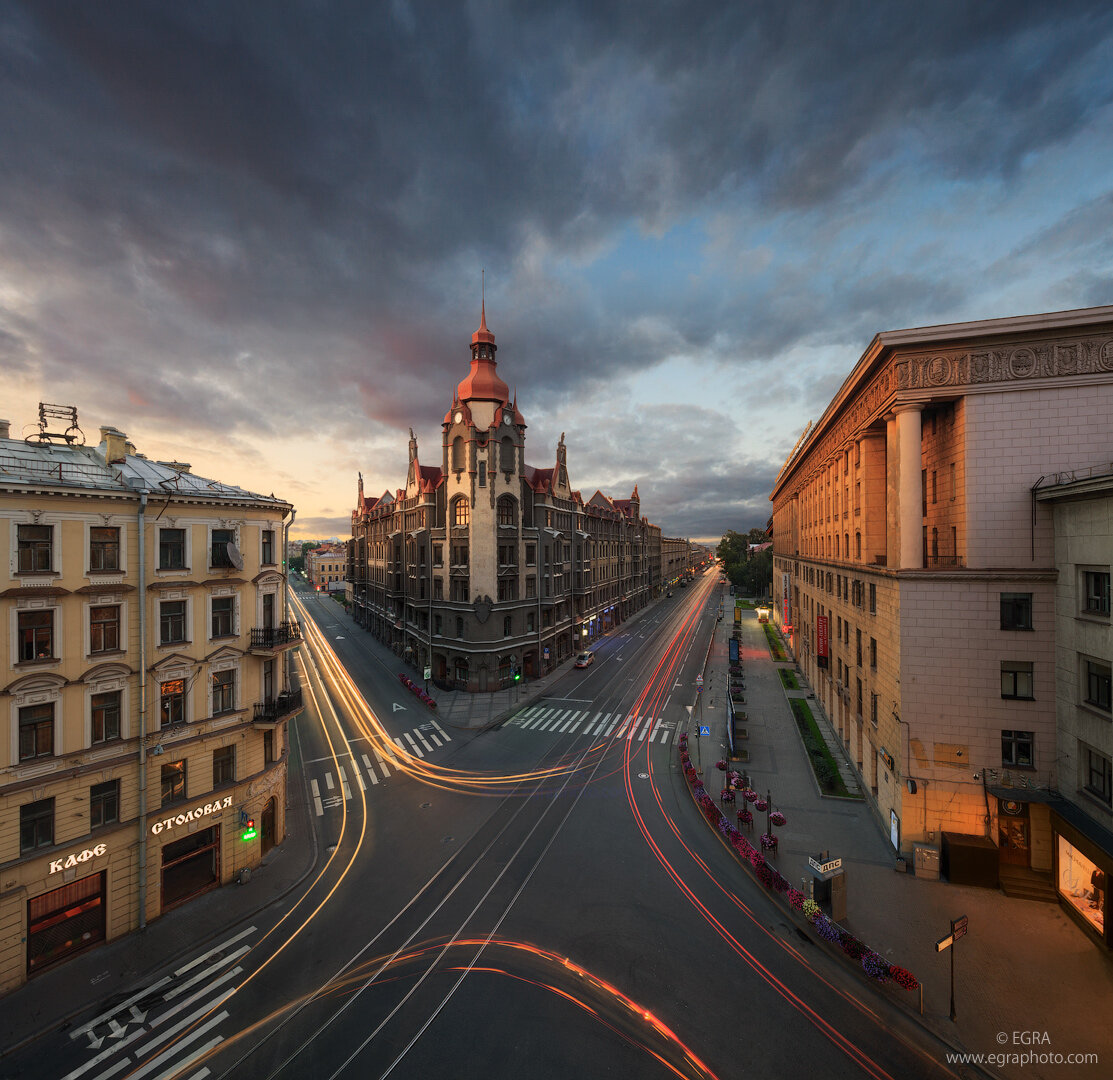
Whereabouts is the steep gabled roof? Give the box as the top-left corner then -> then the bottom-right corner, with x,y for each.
524,465 -> 554,492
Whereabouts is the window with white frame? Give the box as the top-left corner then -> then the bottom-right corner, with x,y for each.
211,669 -> 235,715
90,604 -> 121,653
19,702 -> 55,761
18,609 -> 54,661
159,528 -> 187,570
160,678 -> 186,727
1084,658 -> 1112,713
211,595 -> 235,638
91,690 -> 121,743
159,600 -> 187,645
1083,569 -> 1111,617
17,524 -> 53,573
1001,661 -> 1034,700
1083,745 -> 1112,806
1001,729 -> 1034,768
89,526 -> 120,571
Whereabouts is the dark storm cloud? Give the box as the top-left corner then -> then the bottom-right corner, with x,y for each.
3,0 -> 1111,537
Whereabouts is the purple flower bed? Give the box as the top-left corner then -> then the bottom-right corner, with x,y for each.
677,741 -> 920,991
862,952 -> 890,980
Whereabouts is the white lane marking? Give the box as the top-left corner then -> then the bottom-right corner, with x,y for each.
84,1059 -> 130,1080
403,732 -> 423,758
128,1013 -> 227,1080
165,949 -> 249,1001
147,987 -> 235,1049
150,985 -> 236,1038
150,1038 -> 222,1080
68,978 -> 173,1041
362,753 -> 379,785
174,927 -> 257,977
324,772 -> 335,791
649,717 -> 664,742
431,719 -> 452,741
60,1030 -> 145,1079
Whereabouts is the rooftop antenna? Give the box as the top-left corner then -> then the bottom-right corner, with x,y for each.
29,403 -> 85,445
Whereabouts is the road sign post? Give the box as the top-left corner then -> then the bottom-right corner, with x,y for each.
935,913 -> 968,1022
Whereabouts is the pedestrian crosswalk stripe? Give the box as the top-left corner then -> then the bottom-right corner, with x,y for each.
602,714 -> 619,736
373,747 -> 392,776
339,766 -> 353,798
362,753 -> 379,784
426,731 -> 443,748
615,715 -> 632,738
324,771 -> 335,790
403,731 -> 423,757
415,728 -> 435,751
566,715 -> 583,733
649,717 -> 664,742
637,716 -> 654,740
310,778 -> 324,816
431,718 -> 451,741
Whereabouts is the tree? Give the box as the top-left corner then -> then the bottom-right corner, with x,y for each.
716,528 -> 773,598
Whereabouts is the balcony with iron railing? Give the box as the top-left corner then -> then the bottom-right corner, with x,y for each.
253,687 -> 303,727
248,621 -> 302,653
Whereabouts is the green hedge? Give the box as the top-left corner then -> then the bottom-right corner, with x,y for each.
762,623 -> 786,661
778,668 -> 799,689
789,699 -> 860,799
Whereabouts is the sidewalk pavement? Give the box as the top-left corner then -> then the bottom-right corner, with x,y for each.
698,606 -> 1113,1078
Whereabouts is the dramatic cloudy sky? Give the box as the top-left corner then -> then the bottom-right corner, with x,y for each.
3,2 -> 1113,541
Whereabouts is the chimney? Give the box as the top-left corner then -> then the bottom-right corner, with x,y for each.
102,427 -> 129,464
0,419 -> 10,439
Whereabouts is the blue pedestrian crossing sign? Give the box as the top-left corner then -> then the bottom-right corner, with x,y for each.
699,726 -> 711,737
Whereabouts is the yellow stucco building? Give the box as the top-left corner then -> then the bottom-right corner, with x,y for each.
0,414 -> 299,991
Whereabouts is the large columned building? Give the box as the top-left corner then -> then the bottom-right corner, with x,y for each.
770,306 -> 1113,933
348,309 -> 664,691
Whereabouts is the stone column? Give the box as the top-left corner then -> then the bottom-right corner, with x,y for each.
894,404 -> 924,570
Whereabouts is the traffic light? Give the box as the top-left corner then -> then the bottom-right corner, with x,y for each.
241,816 -> 257,842
513,665 -> 521,683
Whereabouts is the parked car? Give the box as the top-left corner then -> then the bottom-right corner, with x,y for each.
574,651 -> 595,668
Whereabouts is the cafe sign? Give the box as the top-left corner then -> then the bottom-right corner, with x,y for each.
151,795 -> 233,836
49,842 -> 107,875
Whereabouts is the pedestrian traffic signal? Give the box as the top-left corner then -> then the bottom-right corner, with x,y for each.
241,816 -> 257,841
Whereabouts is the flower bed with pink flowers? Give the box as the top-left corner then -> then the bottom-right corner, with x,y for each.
678,743 -> 919,992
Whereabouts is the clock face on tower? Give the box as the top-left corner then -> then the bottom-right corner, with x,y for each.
454,411 -> 463,423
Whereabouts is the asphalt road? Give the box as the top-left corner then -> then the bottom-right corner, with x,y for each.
22,574 -> 968,1080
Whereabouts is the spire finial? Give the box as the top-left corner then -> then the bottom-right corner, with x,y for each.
480,268 -> 487,330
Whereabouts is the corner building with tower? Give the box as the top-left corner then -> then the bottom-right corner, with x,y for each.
770,305 -> 1113,946
348,309 -> 681,691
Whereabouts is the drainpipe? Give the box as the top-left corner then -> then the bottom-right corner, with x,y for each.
137,490 -> 149,929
